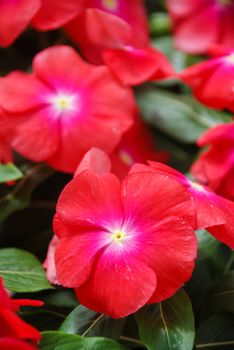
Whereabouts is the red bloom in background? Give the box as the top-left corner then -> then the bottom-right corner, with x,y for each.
0,0 -> 40,47
0,46 -> 134,173
111,116 -> 168,179
192,122 -> 234,202
0,278 -> 42,349
179,46 -> 234,112
0,0 -> 85,47
65,2 -> 174,85
31,0 -> 84,31
53,163 -> 197,318
0,138 -> 12,165
66,0 -> 149,61
167,0 -> 234,54
134,161 -> 234,249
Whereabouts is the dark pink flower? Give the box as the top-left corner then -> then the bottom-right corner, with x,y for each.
0,46 -> 134,173
167,0 -> 234,54
65,4 -> 174,85
192,122 -> 234,201
0,0 -> 40,47
134,161 -> 234,249
179,46 -> 234,112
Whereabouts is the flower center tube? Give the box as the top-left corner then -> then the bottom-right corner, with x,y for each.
112,230 -> 126,243
226,53 -> 234,64
218,0 -> 232,5
48,92 -> 78,115
102,0 -> 118,11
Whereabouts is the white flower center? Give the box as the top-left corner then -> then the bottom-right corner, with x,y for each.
48,92 -> 78,114
190,181 -> 205,192
226,53 -> 234,64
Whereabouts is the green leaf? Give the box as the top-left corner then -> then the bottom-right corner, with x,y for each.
196,230 -> 220,260
0,163 -> 23,183
0,248 -> 52,292
40,331 -> 127,350
196,314 -> 234,349
0,163 -> 53,222
60,306 -> 126,340
137,88 -> 231,143
59,305 -> 98,335
149,13 -> 171,36
135,289 -> 195,350
211,271 -> 234,314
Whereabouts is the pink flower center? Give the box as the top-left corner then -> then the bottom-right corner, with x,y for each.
102,0 -> 118,11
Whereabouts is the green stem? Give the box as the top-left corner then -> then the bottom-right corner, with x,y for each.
81,313 -> 105,337
196,340 -> 234,348
119,336 -> 144,346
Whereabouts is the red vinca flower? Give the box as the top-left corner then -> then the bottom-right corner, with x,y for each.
110,116 -> 168,179
167,0 -> 234,54
0,46 -> 134,173
65,1 -> 174,85
0,0 -> 40,47
0,0 -> 83,47
179,46 -> 234,112
31,0 -> 84,31
192,122 -> 234,202
53,161 -> 197,318
0,278 -> 42,349
135,161 -> 234,249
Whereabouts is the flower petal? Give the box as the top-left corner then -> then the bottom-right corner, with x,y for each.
55,232 -> 109,288
76,249 -> 156,318
56,170 -> 123,230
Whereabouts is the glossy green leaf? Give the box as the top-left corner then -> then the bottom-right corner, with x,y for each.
135,289 -> 195,350
196,314 -> 234,349
0,163 -> 53,222
60,305 -> 98,335
60,306 -> 126,340
196,230 -> 220,260
0,248 -> 52,292
0,163 -> 23,183
211,271 -> 234,314
137,88 -> 231,143
40,331 -> 127,350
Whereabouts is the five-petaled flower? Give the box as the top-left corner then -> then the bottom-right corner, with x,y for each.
53,161 -> 197,318
0,45 -> 135,173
